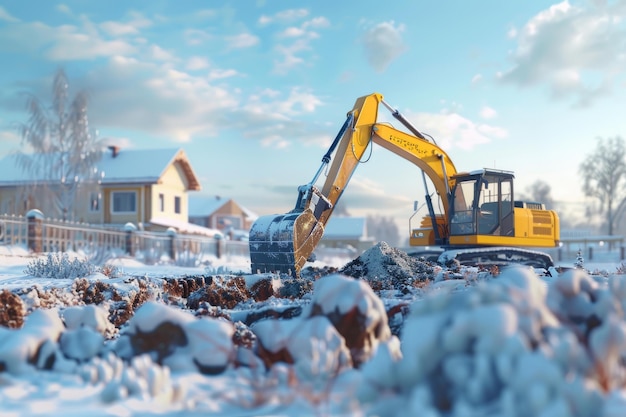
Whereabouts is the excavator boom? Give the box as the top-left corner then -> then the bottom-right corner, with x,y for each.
249,93 -> 458,276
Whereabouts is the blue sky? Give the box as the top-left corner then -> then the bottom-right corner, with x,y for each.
0,0 -> 624,235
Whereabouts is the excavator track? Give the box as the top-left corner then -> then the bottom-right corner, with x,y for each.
437,247 -> 554,270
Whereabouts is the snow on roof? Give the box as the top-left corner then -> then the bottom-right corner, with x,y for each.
188,195 -> 228,217
0,148 -> 201,190
149,216 -> 223,238
98,148 -> 182,183
323,216 -> 367,239
188,194 -> 258,220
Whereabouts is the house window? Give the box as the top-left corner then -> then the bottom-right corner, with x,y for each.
111,191 -> 137,213
159,193 -> 164,212
174,196 -> 181,214
90,192 -> 101,212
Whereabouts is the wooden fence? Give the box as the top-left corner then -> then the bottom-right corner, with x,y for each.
0,211 -> 249,265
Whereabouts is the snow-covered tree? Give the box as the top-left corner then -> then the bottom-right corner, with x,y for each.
15,69 -> 104,220
580,136 -> 626,237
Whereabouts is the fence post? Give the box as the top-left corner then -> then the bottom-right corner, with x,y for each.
26,209 -> 44,253
167,227 -> 177,262
588,246 -> 593,261
124,222 -> 137,256
215,234 -> 223,259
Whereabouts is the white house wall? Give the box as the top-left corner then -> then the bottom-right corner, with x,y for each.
149,163 -> 189,224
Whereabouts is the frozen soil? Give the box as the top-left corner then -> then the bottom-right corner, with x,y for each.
0,242 -> 489,337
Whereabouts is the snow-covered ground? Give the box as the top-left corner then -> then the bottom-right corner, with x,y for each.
2,243 -> 626,417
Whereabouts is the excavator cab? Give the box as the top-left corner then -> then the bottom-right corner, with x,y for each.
449,169 -> 515,238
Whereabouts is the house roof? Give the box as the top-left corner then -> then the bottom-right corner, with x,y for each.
0,147 -> 201,191
188,194 -> 258,220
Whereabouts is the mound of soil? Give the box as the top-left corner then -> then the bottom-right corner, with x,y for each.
339,242 -> 435,293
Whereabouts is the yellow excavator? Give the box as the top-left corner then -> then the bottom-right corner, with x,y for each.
249,93 -> 560,276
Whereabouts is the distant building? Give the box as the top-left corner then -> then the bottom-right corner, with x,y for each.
188,195 -> 257,240
320,216 -> 375,252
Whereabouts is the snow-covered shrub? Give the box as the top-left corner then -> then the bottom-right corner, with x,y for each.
0,308 -> 65,374
62,304 -> 116,338
305,273 -> 392,366
114,301 -> 236,375
59,326 -> 104,362
358,266 -> 609,417
25,252 -> 96,279
253,316 -> 352,381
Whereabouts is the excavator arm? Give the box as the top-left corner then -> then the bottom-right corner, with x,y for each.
249,93 -> 458,276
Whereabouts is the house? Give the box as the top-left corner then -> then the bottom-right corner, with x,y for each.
0,147 -> 219,236
188,195 -> 257,240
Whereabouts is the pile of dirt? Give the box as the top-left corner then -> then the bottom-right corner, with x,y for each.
339,242 -> 435,293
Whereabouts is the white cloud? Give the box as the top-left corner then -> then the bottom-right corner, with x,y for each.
259,8 -> 309,25
303,16 -> 330,29
225,33 -> 259,49
69,57 -> 327,148
260,134 -> 290,149
499,0 -> 626,107
0,19 -> 137,60
0,6 -> 19,22
273,39 -> 309,74
472,74 -> 483,84
56,4 -> 72,16
276,88 -> 323,115
400,110 -> 508,151
150,45 -> 175,61
98,13 -> 151,40
271,16 -> 329,74
100,21 -> 140,36
0,129 -> 20,144
281,27 -> 306,38
186,56 -> 210,70
184,28 -> 212,45
361,21 -> 407,73
208,69 -> 238,80
480,106 -> 497,119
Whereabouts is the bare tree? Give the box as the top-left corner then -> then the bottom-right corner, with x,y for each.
15,69 -> 104,220
580,136 -> 626,236
366,215 -> 400,246
521,180 -> 555,210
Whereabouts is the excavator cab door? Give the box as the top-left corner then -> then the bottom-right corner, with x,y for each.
449,169 -> 515,238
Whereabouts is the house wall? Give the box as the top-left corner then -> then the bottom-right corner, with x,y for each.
0,188 -> 23,215
0,186 -> 100,223
103,185 -> 145,225
149,163 -> 189,224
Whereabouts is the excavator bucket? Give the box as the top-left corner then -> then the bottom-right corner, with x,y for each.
247,110 -> 354,277
249,208 -> 325,277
